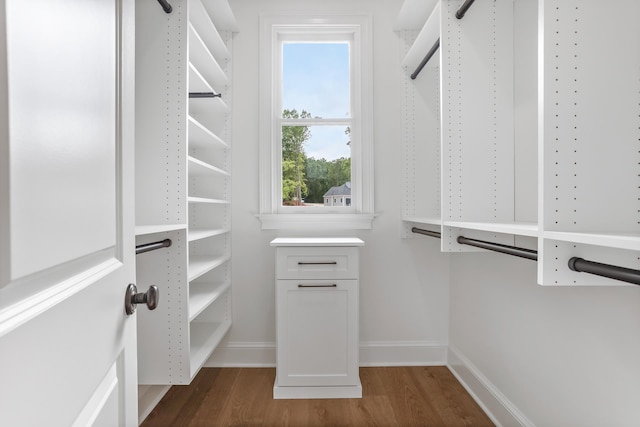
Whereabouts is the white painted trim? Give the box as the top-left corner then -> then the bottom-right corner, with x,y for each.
0,256 -> 120,338
258,13 -> 374,226
205,340 -> 447,367
274,381 -> 362,399
359,340 -> 447,366
205,341 -> 277,367
447,346 -> 535,427
72,363 -> 118,427
257,213 -> 375,230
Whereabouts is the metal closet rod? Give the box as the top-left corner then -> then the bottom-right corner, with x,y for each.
411,227 -> 537,262
157,0 -> 172,13
568,257 -> 640,286
457,236 -> 538,261
136,239 -> 172,255
412,228 -> 639,285
189,92 -> 222,99
411,38 -> 440,80
456,0 -> 476,19
411,227 -> 441,239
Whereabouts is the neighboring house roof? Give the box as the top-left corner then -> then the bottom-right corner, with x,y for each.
323,182 -> 351,197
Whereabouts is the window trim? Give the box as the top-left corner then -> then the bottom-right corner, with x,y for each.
258,13 -> 374,230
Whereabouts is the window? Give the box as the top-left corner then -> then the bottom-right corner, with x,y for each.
259,14 -> 374,230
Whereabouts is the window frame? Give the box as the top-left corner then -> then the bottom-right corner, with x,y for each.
258,13 -> 374,230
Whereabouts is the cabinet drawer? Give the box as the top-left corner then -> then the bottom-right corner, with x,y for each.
276,246 -> 359,279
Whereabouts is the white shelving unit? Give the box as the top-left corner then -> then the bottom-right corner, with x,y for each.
398,0 -> 639,286
399,0 -> 537,247
538,0 -> 640,286
134,0 -> 237,386
399,17 -> 441,235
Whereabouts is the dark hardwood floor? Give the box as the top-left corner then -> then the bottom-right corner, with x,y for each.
141,366 -> 494,427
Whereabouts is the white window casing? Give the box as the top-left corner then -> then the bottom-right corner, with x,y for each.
258,13 -> 375,230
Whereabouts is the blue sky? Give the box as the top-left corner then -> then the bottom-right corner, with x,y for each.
282,43 -> 351,161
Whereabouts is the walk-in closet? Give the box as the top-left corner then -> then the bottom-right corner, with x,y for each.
0,0 -> 638,426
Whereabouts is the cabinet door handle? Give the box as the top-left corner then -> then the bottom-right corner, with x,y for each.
297,261 -> 337,265
298,284 -> 338,288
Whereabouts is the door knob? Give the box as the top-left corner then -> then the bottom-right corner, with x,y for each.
125,284 -> 159,315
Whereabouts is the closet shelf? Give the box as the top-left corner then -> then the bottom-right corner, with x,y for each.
188,63 -> 229,113
189,319 -> 232,379
188,156 -> 229,176
543,231 -> 640,251
443,221 -> 539,238
189,23 -> 229,90
188,196 -> 229,205
188,228 -> 229,242
135,224 -> 187,236
394,0 -> 438,31
401,2 -> 440,70
189,0 -> 230,62
188,116 -> 228,149
201,0 -> 239,32
189,281 -> 232,321
403,216 -> 442,226
188,255 -> 230,282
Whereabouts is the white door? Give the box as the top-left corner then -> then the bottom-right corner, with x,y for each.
0,0 -> 138,426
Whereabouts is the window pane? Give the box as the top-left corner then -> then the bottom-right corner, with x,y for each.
282,43 -> 350,119
282,125 -> 351,207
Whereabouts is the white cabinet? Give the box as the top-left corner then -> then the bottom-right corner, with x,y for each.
271,238 -> 364,399
134,0 -> 237,385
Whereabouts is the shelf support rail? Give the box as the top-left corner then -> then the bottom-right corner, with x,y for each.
455,0 -> 476,19
411,39 -> 440,80
411,227 -> 442,239
136,238 -> 172,255
568,257 -> 640,286
457,236 -> 538,261
189,92 -> 222,99
157,0 -> 172,13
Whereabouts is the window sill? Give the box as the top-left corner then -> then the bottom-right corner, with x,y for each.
257,213 -> 376,230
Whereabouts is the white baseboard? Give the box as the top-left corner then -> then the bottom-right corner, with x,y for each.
205,341 -> 276,367
359,341 -> 447,366
274,381 -> 362,399
204,340 -> 448,367
447,346 -> 535,427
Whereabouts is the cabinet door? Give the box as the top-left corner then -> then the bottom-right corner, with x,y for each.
276,279 -> 359,387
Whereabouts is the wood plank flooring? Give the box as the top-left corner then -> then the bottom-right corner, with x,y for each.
141,367 -> 494,427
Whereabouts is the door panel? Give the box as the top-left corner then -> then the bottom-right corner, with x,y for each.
0,0 -> 137,425
6,0 -> 117,279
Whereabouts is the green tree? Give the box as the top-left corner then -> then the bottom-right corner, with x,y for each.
327,157 -> 351,187
282,109 -> 311,204
305,157 -> 330,203
282,159 -> 308,203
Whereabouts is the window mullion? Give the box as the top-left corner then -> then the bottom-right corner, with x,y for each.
280,118 -> 351,126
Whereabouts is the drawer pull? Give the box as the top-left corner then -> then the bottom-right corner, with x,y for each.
298,284 -> 338,288
297,261 -> 338,265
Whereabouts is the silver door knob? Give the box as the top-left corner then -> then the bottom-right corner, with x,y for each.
125,284 -> 159,315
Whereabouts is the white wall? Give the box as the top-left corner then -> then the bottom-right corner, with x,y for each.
207,0 -> 450,367
449,253 -> 640,427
